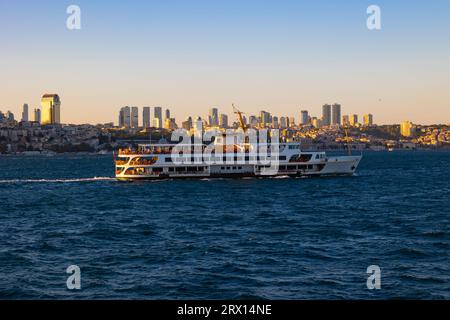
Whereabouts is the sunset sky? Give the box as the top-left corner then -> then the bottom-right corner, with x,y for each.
1,0 -> 449,125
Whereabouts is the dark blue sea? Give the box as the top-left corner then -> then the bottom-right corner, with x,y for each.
0,151 -> 449,299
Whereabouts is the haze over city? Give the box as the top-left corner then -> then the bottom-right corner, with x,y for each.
1,0 -> 449,125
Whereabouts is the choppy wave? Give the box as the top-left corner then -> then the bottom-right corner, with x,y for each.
0,151 -> 449,299
0,177 -> 114,184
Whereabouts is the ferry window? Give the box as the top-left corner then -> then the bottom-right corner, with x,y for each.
176,167 -> 186,172
168,167 -> 174,172
238,167 -> 242,170
227,167 -> 231,170
288,165 -> 296,170
221,167 -> 225,170
316,154 -> 320,159
153,167 -> 163,173
279,156 -> 286,161
165,158 -> 172,162
280,166 -> 286,170
308,165 -> 313,169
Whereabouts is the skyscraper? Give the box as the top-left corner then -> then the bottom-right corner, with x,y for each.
289,117 -> 295,127
342,115 -> 350,127
401,121 -> 414,137
21,103 -> 29,122
131,107 -> 139,128
182,117 -> 193,131
312,117 -> 321,128
322,104 -> 331,127
143,107 -> 151,128
280,117 -> 287,129
34,108 -> 41,123
363,114 -> 374,126
260,111 -> 271,128
6,111 -> 14,121
154,107 -> 162,128
165,109 -> 171,120
164,118 -> 177,130
300,110 -> 309,125
332,104 -> 341,126
119,106 -> 131,127
209,108 -> 219,126
41,94 -> 61,125
272,116 -> 279,128
219,114 -> 228,128
193,117 -> 203,135
350,114 -> 359,127
249,116 -> 258,128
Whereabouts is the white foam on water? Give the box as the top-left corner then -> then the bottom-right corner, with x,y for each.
0,177 -> 115,184
272,175 -> 290,179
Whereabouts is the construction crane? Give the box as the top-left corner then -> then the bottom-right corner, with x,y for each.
232,104 -> 248,133
343,125 -> 352,156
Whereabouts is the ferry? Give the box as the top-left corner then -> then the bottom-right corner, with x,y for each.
114,140 -> 362,181
114,107 -> 362,181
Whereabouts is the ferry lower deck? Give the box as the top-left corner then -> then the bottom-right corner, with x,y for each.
115,154 -> 362,181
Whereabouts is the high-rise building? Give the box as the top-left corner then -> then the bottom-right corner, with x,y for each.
182,117 -> 193,131
165,109 -> 171,120
41,94 -> 61,125
131,106 -> 139,128
6,111 -> 14,121
350,114 -> 359,127
193,117 -> 203,135
34,108 -> 41,123
363,114 -> 374,126
400,121 -> 414,137
153,107 -> 162,128
272,116 -> 279,128
332,104 -> 341,126
312,117 -> 321,129
119,106 -> 131,127
280,117 -> 287,129
322,104 -> 331,127
21,103 -> 29,122
342,115 -> 350,127
208,108 -> 219,126
300,110 -> 309,125
219,114 -> 228,128
260,111 -> 271,128
143,107 -> 151,128
249,116 -> 258,128
289,117 -> 295,128
164,118 -> 177,130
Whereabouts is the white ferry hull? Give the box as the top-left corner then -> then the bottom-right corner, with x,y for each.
115,155 -> 362,181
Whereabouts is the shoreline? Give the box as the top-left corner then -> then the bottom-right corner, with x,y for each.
1,148 -> 450,157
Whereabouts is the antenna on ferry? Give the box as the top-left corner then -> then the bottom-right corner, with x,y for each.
232,104 -> 248,133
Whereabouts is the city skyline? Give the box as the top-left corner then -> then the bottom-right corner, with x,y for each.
1,0 -> 450,125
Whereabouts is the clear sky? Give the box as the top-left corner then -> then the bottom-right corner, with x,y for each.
1,0 -> 449,125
